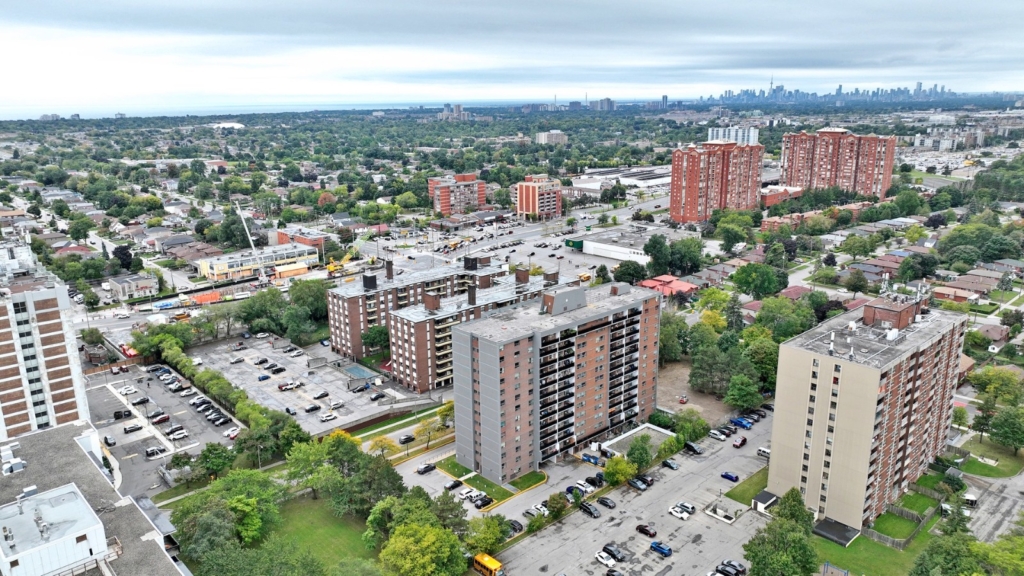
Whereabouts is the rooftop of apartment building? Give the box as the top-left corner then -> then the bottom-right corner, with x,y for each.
456,283 -> 658,343
784,296 -> 964,369
0,423 -> 181,575
331,258 -> 505,299
389,270 -> 573,323
0,239 -> 65,295
195,242 -> 317,265
0,484 -> 100,559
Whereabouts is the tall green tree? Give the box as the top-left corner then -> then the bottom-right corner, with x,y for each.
733,263 -> 781,299
724,293 -> 744,331
378,523 -> 467,576
843,269 -> 870,297
774,488 -> 815,534
643,234 -> 672,276
973,394 -> 998,442
742,519 -> 818,576
465,515 -> 507,555
288,278 -> 330,321
197,442 -> 235,479
613,260 -> 647,284
991,406 -> 1024,455
362,325 -> 390,350
909,534 -> 983,576
626,434 -> 653,471
719,223 -> 747,253
602,456 -> 638,485
724,374 -> 764,411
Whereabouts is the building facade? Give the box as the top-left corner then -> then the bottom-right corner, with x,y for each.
515,175 -> 562,219
454,283 -> 661,484
536,130 -> 568,145
195,243 -> 318,282
669,141 -> 764,223
707,126 -> 760,146
428,174 -> 487,216
781,128 -> 897,198
387,268 -> 575,393
108,274 -> 157,301
767,297 -> 967,530
0,241 -> 90,440
327,257 -> 507,361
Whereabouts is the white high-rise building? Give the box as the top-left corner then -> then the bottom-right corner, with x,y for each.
707,126 -> 760,146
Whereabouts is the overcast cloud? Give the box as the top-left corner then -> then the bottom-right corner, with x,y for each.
0,0 -> 1021,119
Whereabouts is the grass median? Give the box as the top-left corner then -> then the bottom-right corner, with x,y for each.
813,515 -> 939,575
724,466 -> 768,506
509,471 -> 546,491
436,455 -> 473,478
463,474 -> 514,502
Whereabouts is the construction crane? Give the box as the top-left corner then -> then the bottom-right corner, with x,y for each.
234,201 -> 269,286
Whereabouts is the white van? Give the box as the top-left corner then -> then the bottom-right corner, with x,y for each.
757,447 -> 771,458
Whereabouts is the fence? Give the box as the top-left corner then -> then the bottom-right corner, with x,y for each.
82,357 -> 145,375
885,503 -> 924,523
862,501 -> 941,550
947,445 -> 972,459
908,482 -> 948,501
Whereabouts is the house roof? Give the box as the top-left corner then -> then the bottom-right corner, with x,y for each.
779,285 -> 812,300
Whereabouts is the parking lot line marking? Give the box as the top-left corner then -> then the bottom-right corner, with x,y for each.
174,410 -> 187,415
124,453 -> 138,459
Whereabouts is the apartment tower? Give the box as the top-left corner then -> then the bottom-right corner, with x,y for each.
669,140 -> 764,223
454,283 -> 661,484
427,173 -> 487,216
780,128 -> 897,198
514,175 -> 562,219
0,240 -> 90,440
768,297 -> 966,530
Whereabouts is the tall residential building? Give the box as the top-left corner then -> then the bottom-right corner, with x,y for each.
535,130 -> 568,145
592,98 -> 616,111
327,258 -> 507,361
669,140 -> 763,223
428,173 -> 487,215
454,283 -> 662,484
780,128 -> 897,198
514,175 -> 562,219
707,126 -> 760,146
388,267 -> 576,393
767,297 -> 967,531
0,240 -> 90,439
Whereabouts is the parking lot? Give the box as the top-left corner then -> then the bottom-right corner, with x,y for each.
192,337 -> 405,436
495,411 -> 775,575
86,363 -> 241,497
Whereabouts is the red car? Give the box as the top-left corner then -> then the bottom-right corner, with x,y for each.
733,436 -> 747,448
678,395 -> 689,404
636,524 -> 657,537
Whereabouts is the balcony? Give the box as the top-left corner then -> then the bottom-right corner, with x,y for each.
625,336 -> 639,346
436,317 -> 459,329
540,354 -> 557,365
540,366 -> 556,378
540,344 -> 557,356
625,345 -> 639,355
628,308 -> 642,317
558,348 -> 574,360
541,334 -> 559,346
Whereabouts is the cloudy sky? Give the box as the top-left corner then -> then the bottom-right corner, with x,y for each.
1,0 -> 1021,119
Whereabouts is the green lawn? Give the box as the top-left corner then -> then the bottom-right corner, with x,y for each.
897,492 -> 938,515
813,515 -> 939,576
1010,293 -> 1024,307
724,466 -> 768,506
509,471 -> 546,491
970,303 -> 1000,315
872,512 -> 919,539
151,479 -> 209,504
436,455 -> 473,478
914,473 -> 945,491
463,474 -> 514,502
961,437 -> 1024,477
989,290 -> 1017,303
357,406 -> 441,440
277,496 -> 375,564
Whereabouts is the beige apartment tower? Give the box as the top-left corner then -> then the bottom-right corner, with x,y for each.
768,297 -> 966,531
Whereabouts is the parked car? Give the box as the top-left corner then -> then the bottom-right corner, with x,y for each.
169,430 -> 189,441
289,350 -> 305,358
580,502 -> 601,518
602,544 -> 626,562
636,524 -> 657,537
313,391 -> 329,400
585,476 -> 603,487
284,407 -> 297,416
741,411 -> 761,422
716,427 -> 732,437
761,403 -> 775,412
457,488 -> 474,500
258,375 -> 271,381
264,363 -> 279,370
596,496 -> 616,509
254,358 -> 269,365
733,436 -> 748,448
627,478 -> 648,491
716,564 -> 741,576
729,418 -> 753,430
118,385 -> 138,395
130,396 -> 150,406
255,332 -> 269,339
507,519 -> 523,533
709,429 -> 727,441
241,332 -> 252,339
683,441 -> 705,454
230,357 -> 244,364
595,551 -> 616,568
224,426 -> 241,437
304,404 -> 321,413
319,412 -> 337,422
180,388 -> 198,397
147,409 -> 165,418
722,560 -> 748,575
576,480 -> 595,494
721,471 -> 740,482
474,496 -> 494,509
444,480 -> 463,491
721,424 -> 738,434
369,391 -> 386,401
636,474 -> 654,486
676,502 -> 697,515
669,505 -> 690,519
271,367 -> 286,374
150,415 -> 170,425
650,541 -> 672,558
398,434 -> 415,445
662,459 -> 679,470
103,435 -> 116,447
320,339 -> 330,346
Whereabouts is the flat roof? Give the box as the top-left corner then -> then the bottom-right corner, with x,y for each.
331,260 -> 504,299
196,242 -> 317,265
455,283 -> 659,343
0,484 -> 100,558
0,424 -> 180,575
390,273 -> 572,323
783,299 -> 964,370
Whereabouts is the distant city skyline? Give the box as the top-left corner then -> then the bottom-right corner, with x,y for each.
1,0 -> 1021,120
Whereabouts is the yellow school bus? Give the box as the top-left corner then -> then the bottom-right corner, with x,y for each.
473,553 -> 506,576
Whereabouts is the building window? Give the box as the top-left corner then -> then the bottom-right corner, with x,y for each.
13,302 -> 27,314
834,364 -> 841,372
76,535 -> 87,543
812,359 -> 819,367
806,419 -> 813,426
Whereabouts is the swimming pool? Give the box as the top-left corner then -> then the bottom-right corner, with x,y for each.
343,365 -> 379,379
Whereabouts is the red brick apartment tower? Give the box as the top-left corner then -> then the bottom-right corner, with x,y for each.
428,173 -> 488,216
781,129 -> 896,199
669,141 -> 764,223
515,175 -> 562,219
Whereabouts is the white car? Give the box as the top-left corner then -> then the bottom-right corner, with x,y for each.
191,358 -> 203,366
576,480 -> 595,494
255,332 -> 270,339
595,551 -> 616,568
118,386 -> 138,395
289,350 -> 304,357
319,413 -> 338,422
532,504 -> 549,516
709,429 -> 727,441
189,396 -> 207,406
223,426 -> 241,438
464,490 -> 483,502
329,400 -> 345,410
114,312 -> 130,319
457,488 -> 474,500
180,388 -> 198,397
669,505 -> 690,520
168,430 -> 189,441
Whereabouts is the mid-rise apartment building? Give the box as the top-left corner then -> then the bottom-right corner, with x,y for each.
707,126 -> 760,146
514,174 -> 562,219
327,257 -> 507,360
768,297 -> 967,530
388,268 -> 575,393
781,128 -> 897,198
454,283 -> 661,484
536,130 -> 568,145
669,140 -> 764,223
428,174 -> 487,216
0,240 -> 90,440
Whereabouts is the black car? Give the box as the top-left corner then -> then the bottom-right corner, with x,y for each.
723,560 -> 748,575
369,391 -> 386,401
585,476 -> 603,488
417,463 -> 436,475
444,479 -> 463,491
398,434 -> 415,445
304,404 -> 321,413
716,427 -> 733,437
254,358 -> 268,365
580,502 -> 601,518
662,459 -> 679,470
264,362 -> 279,370
285,407 -> 297,416
597,496 -> 616,509
313,391 -> 329,400
606,570 -> 625,576
283,346 -> 297,353
741,411 -> 761,422
761,403 -> 775,412
271,367 -> 287,374
148,409 -> 166,419
721,424 -> 738,434
716,565 -> 741,576
751,408 -> 768,418
508,519 -> 524,533
683,441 -> 705,455
636,523 -> 657,537
602,544 -> 626,562
130,396 -> 150,406
474,496 -> 493,509
213,416 -> 230,426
